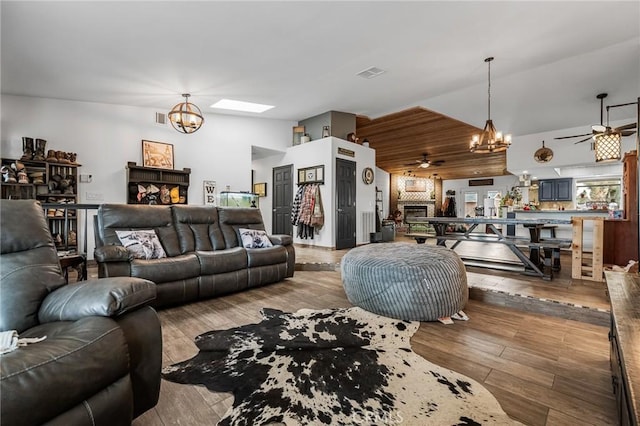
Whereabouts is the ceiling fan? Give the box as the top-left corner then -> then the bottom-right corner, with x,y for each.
404,153 -> 445,169
554,93 -> 637,144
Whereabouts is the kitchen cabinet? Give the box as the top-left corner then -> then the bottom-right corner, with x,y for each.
538,178 -> 572,201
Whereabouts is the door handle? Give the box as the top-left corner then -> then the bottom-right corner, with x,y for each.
337,208 -> 343,213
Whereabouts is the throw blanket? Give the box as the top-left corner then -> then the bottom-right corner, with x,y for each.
163,307 -> 521,425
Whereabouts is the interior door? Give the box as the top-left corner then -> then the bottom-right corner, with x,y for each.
335,158 -> 356,250
272,165 -> 293,235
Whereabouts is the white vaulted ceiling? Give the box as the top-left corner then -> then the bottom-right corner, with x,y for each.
2,1 -> 638,139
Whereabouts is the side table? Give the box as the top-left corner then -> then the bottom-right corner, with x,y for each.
59,254 -> 87,283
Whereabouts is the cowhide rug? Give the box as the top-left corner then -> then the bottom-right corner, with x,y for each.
162,307 -> 522,425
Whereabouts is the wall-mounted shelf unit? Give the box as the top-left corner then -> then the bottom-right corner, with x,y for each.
126,162 -> 191,205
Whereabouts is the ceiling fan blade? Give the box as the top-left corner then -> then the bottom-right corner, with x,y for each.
615,122 -> 637,131
621,130 -> 637,137
574,136 -> 593,144
554,133 -> 592,140
431,160 -> 445,166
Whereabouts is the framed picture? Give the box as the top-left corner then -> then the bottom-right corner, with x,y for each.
253,182 -> 267,197
203,180 -> 216,206
405,179 -> 426,192
142,140 -> 174,170
305,169 -> 316,182
297,165 -> 325,184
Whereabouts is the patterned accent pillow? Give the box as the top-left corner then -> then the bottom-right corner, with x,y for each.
115,229 -> 167,260
239,228 -> 273,249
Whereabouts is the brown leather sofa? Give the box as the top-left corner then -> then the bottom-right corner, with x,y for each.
94,204 -> 295,308
0,200 -> 162,426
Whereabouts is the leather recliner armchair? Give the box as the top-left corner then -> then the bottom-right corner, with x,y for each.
0,200 -> 162,425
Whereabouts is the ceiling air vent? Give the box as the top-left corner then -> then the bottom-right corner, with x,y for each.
155,112 -> 166,125
356,67 -> 385,79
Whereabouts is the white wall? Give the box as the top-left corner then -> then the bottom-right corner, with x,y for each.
443,175 -> 520,218
507,119 -> 635,180
252,138 -> 333,246
1,95 -> 296,257
1,95 -> 296,202
253,137 -> 376,248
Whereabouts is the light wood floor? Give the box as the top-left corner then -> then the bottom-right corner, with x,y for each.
131,245 -> 617,426
296,236 -> 611,312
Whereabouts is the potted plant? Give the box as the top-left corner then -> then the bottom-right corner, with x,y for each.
501,187 -> 522,207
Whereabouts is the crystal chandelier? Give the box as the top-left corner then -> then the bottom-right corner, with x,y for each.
168,94 -> 204,134
470,57 -> 511,153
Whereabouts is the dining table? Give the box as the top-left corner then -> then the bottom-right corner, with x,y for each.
404,216 -> 572,280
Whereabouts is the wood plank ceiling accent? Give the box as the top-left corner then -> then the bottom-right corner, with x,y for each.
356,107 -> 510,180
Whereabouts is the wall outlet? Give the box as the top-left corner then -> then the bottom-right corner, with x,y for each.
86,192 -> 103,201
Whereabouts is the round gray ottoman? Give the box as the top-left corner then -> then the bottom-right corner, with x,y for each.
341,242 -> 468,321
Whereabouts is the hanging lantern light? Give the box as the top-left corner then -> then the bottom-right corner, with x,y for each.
594,131 -> 622,162
168,93 -> 204,134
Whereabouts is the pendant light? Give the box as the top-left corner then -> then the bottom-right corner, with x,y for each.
469,57 -> 511,153
594,102 -> 623,162
594,132 -> 621,162
168,94 -> 204,134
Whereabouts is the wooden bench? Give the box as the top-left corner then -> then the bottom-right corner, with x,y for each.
405,232 -> 571,280
407,232 -> 569,248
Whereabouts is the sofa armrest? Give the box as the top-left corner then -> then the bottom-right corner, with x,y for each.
269,234 -> 292,246
94,245 -> 131,263
38,277 -> 156,322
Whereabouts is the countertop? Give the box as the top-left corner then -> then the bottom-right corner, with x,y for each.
605,271 -> 640,423
513,209 -> 609,214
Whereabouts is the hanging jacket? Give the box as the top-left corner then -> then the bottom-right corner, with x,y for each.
291,185 -> 305,225
299,185 -> 315,226
310,185 -> 324,228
